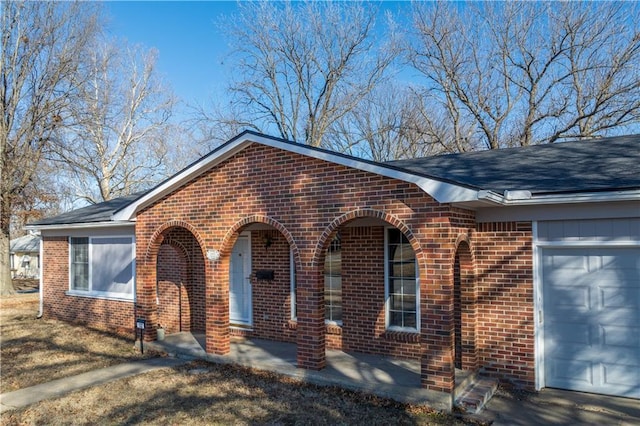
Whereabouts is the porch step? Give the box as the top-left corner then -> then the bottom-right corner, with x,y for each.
454,375 -> 498,414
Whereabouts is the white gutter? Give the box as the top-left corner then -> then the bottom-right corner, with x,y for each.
477,190 -> 506,205
505,189 -> 640,205
476,189 -> 639,207
37,234 -> 43,319
25,220 -> 135,232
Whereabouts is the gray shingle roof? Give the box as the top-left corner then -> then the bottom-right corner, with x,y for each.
29,192 -> 146,226
385,135 -> 640,195
28,134 -> 639,227
10,234 -> 40,253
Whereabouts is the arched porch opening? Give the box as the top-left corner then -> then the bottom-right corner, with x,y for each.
313,210 -> 424,362
150,225 -> 206,337
453,238 -> 477,372
210,216 -> 301,356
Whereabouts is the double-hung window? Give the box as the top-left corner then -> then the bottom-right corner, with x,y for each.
324,233 -> 342,324
386,228 -> 419,331
70,237 -> 89,290
69,236 -> 135,299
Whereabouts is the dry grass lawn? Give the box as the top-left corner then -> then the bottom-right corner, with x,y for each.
1,293 -> 479,425
1,293 -> 153,393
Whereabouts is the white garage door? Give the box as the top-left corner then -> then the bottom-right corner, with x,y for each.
542,247 -> 640,398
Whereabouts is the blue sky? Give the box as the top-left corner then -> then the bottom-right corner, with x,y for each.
105,1 -> 410,108
106,1 -> 240,106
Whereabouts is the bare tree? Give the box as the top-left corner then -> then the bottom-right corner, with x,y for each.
327,84 -> 443,161
408,1 -> 640,150
186,100 -> 258,155
0,1 -> 99,294
9,161 -> 61,237
212,0 -> 399,149
54,41 -> 175,204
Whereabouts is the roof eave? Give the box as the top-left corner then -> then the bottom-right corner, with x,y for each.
25,220 -> 135,232
112,133 -> 480,221
456,189 -> 640,208
507,189 -> 640,205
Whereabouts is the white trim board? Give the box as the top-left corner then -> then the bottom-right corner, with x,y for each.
477,200 -> 640,223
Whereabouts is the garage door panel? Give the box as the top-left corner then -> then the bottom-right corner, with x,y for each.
544,252 -> 587,270
547,285 -> 590,309
603,363 -> 640,389
601,325 -> 640,348
600,252 -> 640,270
599,285 -> 639,309
547,322 -> 591,345
549,358 -> 593,385
542,246 -> 640,398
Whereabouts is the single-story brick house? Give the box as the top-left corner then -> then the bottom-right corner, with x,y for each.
28,131 -> 639,402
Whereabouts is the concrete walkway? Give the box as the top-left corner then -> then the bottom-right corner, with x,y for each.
0,357 -> 187,413
479,387 -> 640,425
146,332 -> 454,411
2,335 -> 638,425
147,332 -> 640,424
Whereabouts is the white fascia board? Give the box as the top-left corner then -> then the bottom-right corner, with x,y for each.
25,221 -> 135,232
113,134 -> 481,221
113,139 -> 253,221
476,199 -> 640,223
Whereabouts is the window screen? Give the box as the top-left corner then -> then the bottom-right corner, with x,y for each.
91,237 -> 133,294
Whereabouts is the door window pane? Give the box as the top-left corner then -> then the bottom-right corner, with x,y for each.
324,233 -> 342,323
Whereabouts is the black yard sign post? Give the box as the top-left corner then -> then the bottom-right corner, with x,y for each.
136,318 -> 146,354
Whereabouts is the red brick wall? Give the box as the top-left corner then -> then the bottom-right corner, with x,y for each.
341,226 -> 421,358
134,142 -> 468,391
40,141 -> 542,393
474,221 -> 535,388
41,236 -> 134,336
249,230 -> 296,343
157,243 -> 186,333
157,228 -> 206,332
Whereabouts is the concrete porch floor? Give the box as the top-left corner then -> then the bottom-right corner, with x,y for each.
145,332 -> 459,412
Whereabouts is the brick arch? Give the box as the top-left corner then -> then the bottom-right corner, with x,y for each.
160,238 -> 190,263
144,220 -> 207,263
312,208 -> 423,268
454,233 -> 474,258
220,214 -> 301,270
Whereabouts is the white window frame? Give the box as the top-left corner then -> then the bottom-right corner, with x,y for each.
68,235 -> 136,301
70,236 -> 89,291
385,227 -> 420,332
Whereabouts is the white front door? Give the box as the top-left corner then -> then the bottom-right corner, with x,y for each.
229,234 -> 252,326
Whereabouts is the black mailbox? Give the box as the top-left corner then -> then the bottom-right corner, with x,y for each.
255,269 -> 275,280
